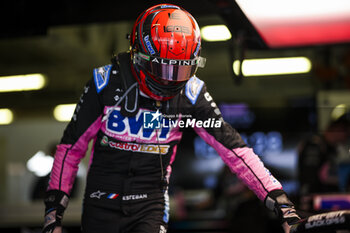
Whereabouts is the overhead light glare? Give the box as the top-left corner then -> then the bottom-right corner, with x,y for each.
53,104 -> 76,122
233,57 -> 312,76
331,104 -> 347,121
0,108 -> 14,125
0,73 -> 46,92
236,0 -> 350,22
201,25 -> 232,42
26,150 -> 54,177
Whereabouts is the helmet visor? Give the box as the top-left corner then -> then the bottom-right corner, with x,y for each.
134,52 -> 206,82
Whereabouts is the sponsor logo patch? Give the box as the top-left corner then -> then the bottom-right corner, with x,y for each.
93,64 -> 112,93
144,35 -> 156,55
90,190 -> 106,199
105,107 -> 172,140
107,193 -> 119,199
305,211 -> 347,229
185,76 -> 204,105
159,225 -> 167,233
101,136 -> 170,155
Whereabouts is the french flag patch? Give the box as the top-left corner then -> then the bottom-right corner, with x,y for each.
107,193 -> 119,199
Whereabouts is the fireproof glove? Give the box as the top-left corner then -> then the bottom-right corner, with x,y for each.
265,189 -> 301,225
42,190 -> 69,233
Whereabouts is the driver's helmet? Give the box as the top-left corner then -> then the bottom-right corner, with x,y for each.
129,4 -> 205,101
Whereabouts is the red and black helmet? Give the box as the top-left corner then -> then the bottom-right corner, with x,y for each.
130,4 -> 205,101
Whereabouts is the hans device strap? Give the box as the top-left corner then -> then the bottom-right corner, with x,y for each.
117,52 -> 139,117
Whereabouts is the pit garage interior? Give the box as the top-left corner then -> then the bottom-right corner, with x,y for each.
1,1 -> 350,232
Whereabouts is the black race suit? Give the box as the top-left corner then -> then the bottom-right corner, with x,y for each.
48,53 -> 282,233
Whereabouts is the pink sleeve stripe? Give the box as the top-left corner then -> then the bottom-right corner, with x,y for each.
48,116 -> 102,194
165,144 -> 178,183
194,126 -> 282,200
231,147 -> 283,199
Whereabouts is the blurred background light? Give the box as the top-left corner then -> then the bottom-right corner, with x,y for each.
201,25 -> 232,41
53,104 -> 76,122
233,57 -> 312,76
0,74 -> 46,92
331,104 -> 348,121
26,150 -> 54,177
236,0 -> 350,21
0,108 -> 14,125
236,0 -> 350,47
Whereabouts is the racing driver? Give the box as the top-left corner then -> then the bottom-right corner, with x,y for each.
42,3 -> 300,233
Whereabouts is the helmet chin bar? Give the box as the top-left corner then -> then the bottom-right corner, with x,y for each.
133,64 -> 186,99
145,72 -> 187,97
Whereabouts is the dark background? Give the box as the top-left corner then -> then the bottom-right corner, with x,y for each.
1,1 -> 350,232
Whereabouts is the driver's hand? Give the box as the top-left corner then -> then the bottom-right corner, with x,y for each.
265,190 -> 301,229
282,222 -> 291,233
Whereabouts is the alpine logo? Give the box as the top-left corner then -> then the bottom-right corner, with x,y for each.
151,57 -> 198,66
94,64 -> 112,93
